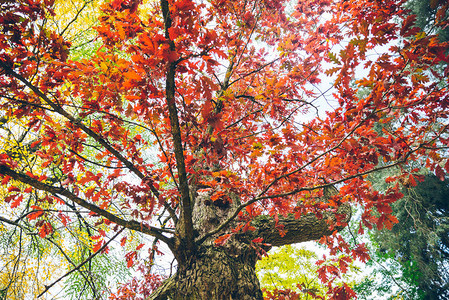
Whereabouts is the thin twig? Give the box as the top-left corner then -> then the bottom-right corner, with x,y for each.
37,228 -> 125,298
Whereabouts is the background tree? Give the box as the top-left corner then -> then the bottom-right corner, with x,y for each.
256,244 -> 364,299
1,0 -> 448,299
0,218 -> 65,299
405,0 -> 449,42
354,173 -> 449,299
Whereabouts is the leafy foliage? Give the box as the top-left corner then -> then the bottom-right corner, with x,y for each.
257,244 -> 364,299
0,0 -> 448,298
64,252 -> 131,300
0,222 -> 66,299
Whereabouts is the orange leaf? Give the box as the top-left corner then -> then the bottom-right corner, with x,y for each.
39,222 -> 53,238
214,233 -> 232,246
93,240 -> 103,252
1,175 -> 11,185
28,207 -> 44,220
123,70 -> 141,81
11,195 -> 24,208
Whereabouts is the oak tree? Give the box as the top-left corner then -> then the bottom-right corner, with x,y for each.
1,0 -> 448,299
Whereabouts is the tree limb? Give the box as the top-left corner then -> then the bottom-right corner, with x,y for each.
0,165 -> 174,247
0,215 -> 33,232
146,276 -> 175,300
160,0 -> 194,253
250,203 -> 351,247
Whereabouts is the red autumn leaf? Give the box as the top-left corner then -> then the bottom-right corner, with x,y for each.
30,140 -> 41,148
242,222 -> 256,233
332,283 -> 357,300
93,240 -> 104,253
1,175 -> 10,185
408,174 -> 417,187
352,243 -> 370,263
125,251 -> 137,268
376,203 -> 393,215
252,237 -> 263,244
232,223 -> 245,233
28,206 -> 44,220
58,212 -> 70,226
400,14 -> 418,37
435,165 -> 445,181
385,176 -> 396,183
10,195 -> 24,208
214,234 -> 232,246
317,266 -> 329,283
201,100 -> 213,121
39,221 -> 53,238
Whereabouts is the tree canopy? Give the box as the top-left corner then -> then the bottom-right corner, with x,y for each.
0,0 -> 448,299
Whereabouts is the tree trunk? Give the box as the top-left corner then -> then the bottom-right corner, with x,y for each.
148,189 -> 351,300
157,190 -> 263,299
164,246 -> 262,300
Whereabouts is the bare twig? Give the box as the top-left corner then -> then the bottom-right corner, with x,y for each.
37,228 -> 125,298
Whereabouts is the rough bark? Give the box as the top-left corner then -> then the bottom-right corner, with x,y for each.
252,203 -> 352,247
155,246 -> 262,300
148,191 -> 351,300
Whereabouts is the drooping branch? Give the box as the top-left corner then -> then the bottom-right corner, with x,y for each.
46,237 -> 98,297
37,228 -> 125,298
0,165 -> 174,248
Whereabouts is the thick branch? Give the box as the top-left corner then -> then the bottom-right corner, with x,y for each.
0,165 -> 174,247
251,203 -> 351,247
161,0 -> 194,252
